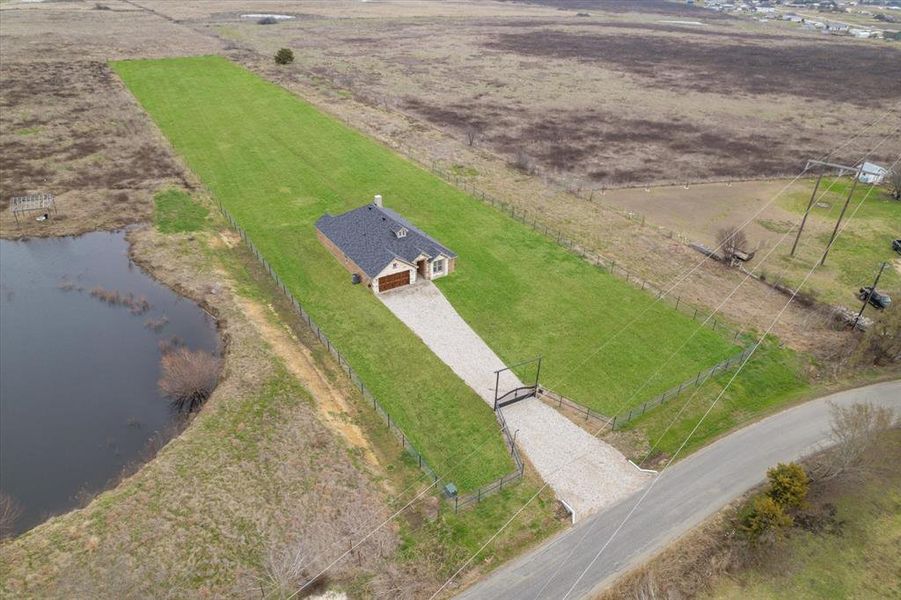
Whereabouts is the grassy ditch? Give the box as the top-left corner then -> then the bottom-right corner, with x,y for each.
708,430 -> 901,600
112,56 -> 735,485
623,341 -> 810,462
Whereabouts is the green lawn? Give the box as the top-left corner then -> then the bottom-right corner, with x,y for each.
154,188 -> 208,233
113,55 -> 734,484
624,342 -> 809,460
773,177 -> 900,304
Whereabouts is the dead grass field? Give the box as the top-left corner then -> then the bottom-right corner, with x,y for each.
0,222 -> 399,597
0,1 -> 889,593
0,4 -> 565,595
0,0 -> 222,237
170,0 -> 900,188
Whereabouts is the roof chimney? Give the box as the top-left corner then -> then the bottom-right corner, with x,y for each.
374,194 -> 383,208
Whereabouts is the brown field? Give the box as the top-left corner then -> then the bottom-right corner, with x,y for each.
161,0 -> 901,187
0,0 -> 223,237
1,1 -> 894,595
0,3 -> 564,596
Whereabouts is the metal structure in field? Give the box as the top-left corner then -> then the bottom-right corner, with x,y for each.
493,356 -> 542,410
791,159 -> 862,262
9,193 -> 56,225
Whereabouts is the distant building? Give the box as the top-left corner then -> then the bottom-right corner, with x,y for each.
857,162 -> 888,184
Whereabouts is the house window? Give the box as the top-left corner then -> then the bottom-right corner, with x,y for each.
432,259 -> 445,275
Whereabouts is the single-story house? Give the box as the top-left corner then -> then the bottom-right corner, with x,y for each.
316,195 -> 457,293
857,161 -> 888,184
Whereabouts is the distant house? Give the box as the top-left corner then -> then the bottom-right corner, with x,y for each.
857,162 -> 888,184
316,196 -> 457,293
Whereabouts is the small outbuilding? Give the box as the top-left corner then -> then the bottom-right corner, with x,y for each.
857,161 -> 887,184
316,195 -> 457,293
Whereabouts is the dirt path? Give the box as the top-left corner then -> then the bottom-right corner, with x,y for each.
237,296 -> 379,468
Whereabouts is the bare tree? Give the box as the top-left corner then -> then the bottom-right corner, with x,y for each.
717,226 -> 748,265
853,304 -> 901,366
0,491 -> 22,540
886,167 -> 901,201
158,348 -> 222,412
811,401 -> 896,481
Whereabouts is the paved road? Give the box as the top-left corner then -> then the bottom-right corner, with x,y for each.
456,380 -> 900,600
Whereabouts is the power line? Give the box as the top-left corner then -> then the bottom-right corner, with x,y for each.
527,128 -> 898,600
556,154 -> 899,600
540,112 -> 898,394
270,110 -> 895,600
424,118 -> 898,599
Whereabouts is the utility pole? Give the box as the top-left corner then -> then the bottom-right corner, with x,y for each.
821,171 -> 861,266
854,262 -> 887,329
790,172 -> 823,257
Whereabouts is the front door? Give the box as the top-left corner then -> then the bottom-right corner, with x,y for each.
417,259 -> 428,279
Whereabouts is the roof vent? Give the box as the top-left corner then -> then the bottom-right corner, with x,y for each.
394,227 -> 408,239
374,194 -> 383,207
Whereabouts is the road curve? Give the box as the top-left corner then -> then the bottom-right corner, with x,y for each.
455,380 -> 900,600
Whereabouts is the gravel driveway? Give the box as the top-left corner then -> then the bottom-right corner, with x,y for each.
380,282 -> 649,517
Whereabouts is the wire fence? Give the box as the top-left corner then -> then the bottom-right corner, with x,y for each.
213,200 -> 524,511
534,346 -> 752,432
406,160 -> 743,346
610,346 -> 756,430
452,407 -> 525,512
537,388 -> 612,426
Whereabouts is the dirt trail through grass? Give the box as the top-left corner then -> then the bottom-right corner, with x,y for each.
238,296 -> 380,468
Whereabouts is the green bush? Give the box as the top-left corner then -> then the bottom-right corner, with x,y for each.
274,48 -> 294,65
740,495 -> 793,543
766,462 -> 810,510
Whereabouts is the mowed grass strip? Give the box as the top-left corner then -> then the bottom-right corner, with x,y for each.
113,56 -> 733,437
115,57 -> 511,490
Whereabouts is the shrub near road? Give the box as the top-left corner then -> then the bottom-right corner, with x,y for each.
112,56 -> 734,477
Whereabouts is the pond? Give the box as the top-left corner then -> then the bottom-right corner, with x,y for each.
0,231 -> 219,535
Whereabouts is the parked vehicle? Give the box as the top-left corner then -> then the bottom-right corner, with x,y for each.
858,286 -> 892,310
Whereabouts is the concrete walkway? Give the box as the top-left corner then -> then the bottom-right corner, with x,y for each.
379,282 -> 649,518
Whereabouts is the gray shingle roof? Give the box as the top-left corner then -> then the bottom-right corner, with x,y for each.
316,204 -> 456,278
